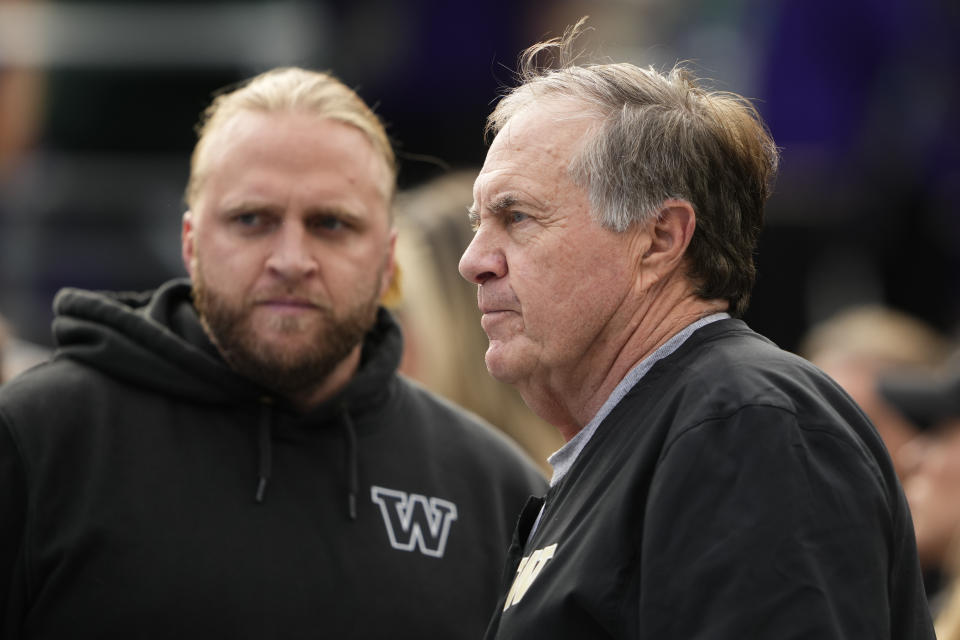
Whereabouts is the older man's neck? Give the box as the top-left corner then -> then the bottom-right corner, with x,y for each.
524,291 -> 728,442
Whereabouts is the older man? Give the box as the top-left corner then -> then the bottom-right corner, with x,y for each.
460,22 -> 934,639
0,67 -> 545,638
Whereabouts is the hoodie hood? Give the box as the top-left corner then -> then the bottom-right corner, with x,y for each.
51,278 -> 404,413
52,278 -> 405,509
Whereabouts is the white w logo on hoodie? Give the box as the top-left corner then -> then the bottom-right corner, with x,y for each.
370,486 -> 459,558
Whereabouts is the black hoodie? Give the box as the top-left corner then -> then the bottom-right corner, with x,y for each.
0,279 -> 547,639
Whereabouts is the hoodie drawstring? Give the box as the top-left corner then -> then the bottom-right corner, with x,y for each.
340,403 -> 359,521
253,398 -> 357,520
255,399 -> 273,504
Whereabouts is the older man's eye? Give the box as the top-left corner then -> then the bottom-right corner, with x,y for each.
509,211 -> 529,224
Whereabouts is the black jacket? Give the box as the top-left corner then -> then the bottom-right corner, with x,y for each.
0,279 -> 547,639
486,318 -> 934,639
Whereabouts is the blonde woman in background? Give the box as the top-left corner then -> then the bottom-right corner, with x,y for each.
801,306 -> 953,613
879,360 -> 960,633
390,170 -> 562,473
799,304 -> 952,481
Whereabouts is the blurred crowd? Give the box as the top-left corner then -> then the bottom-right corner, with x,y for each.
799,307 -> 960,633
2,0 -> 960,631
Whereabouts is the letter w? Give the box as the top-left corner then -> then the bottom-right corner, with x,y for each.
370,486 -> 459,558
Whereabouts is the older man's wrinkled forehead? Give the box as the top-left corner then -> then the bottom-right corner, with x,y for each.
472,97 -> 600,208
489,96 -> 601,157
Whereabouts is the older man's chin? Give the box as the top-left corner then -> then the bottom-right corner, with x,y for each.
483,338 -> 530,386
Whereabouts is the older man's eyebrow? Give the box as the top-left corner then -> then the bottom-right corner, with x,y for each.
489,195 -> 519,213
467,194 -> 524,230
466,203 -> 480,230
468,195 -> 519,216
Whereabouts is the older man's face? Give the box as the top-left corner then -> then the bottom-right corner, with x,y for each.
459,99 -> 647,392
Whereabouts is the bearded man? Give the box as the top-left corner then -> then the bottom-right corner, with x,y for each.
0,67 -> 545,639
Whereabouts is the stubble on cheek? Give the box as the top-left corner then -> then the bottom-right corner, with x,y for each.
190,258 -> 375,396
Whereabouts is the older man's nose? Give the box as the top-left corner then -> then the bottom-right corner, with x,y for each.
459,228 -> 506,285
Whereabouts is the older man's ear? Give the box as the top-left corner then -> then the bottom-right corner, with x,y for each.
640,199 -> 696,272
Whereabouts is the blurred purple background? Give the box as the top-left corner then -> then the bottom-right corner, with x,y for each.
1,0 -> 958,353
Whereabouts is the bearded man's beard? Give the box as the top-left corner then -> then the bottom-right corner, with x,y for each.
192,271 -> 381,398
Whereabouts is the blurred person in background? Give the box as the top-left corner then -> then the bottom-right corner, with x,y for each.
390,170 -> 563,473
0,314 -> 48,385
0,336 -> 48,384
460,20 -> 934,639
881,362 -> 960,618
0,1 -> 44,180
0,0 -> 48,381
799,304 -> 952,480
0,67 -> 546,638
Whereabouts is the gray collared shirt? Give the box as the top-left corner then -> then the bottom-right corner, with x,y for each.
548,312 -> 731,487
527,312 -> 729,540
